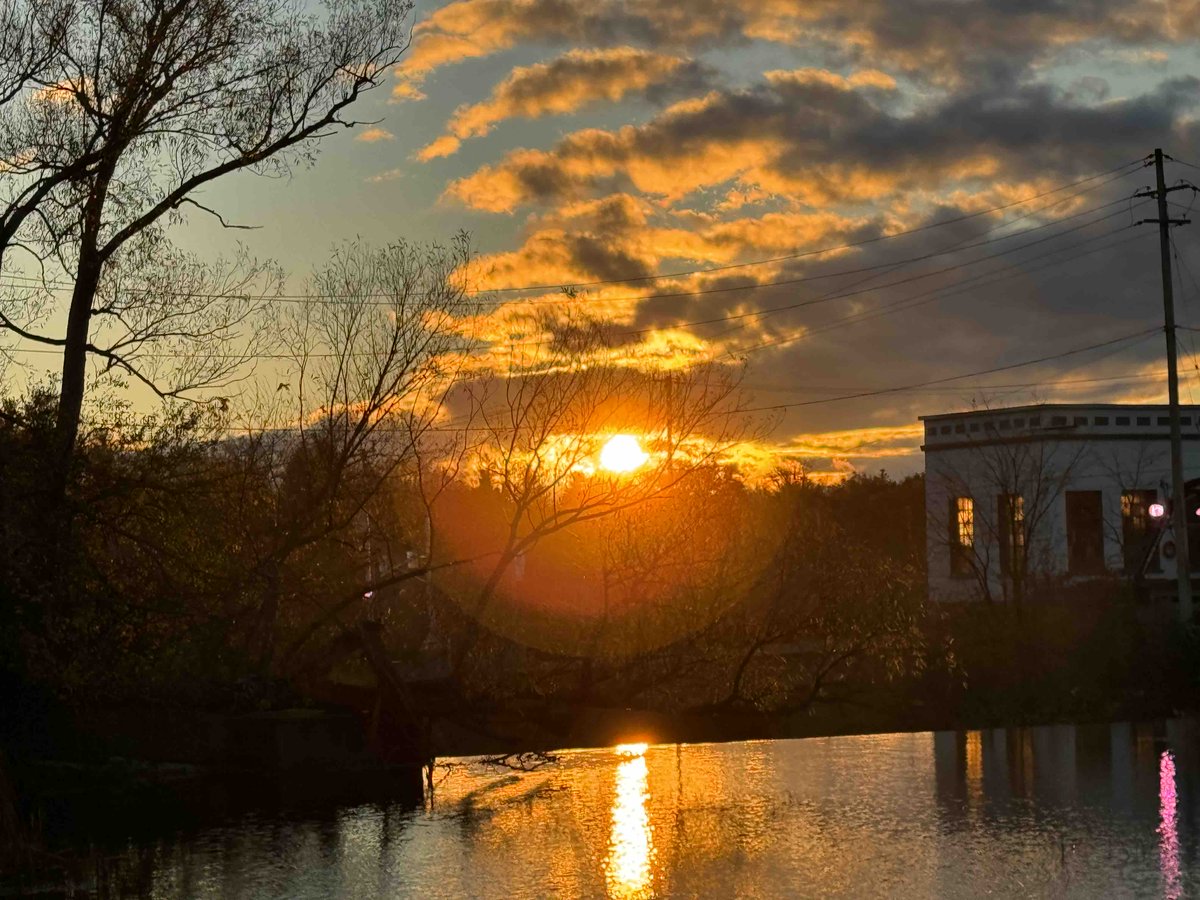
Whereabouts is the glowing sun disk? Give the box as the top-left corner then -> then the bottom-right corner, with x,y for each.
599,434 -> 648,473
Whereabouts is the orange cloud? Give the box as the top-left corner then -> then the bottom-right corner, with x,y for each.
393,0 -> 1196,99
439,71 -> 984,212
468,194 -> 864,294
355,126 -> 395,142
418,47 -> 707,160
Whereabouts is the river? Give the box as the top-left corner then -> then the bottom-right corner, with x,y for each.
20,721 -> 1200,898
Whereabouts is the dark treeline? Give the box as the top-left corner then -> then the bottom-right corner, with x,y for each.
0,391 -> 930,726
4,383 -> 1189,753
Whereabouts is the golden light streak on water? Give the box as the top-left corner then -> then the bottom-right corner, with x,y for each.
605,743 -> 655,899
965,730 -> 983,811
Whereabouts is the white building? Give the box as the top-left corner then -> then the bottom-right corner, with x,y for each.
922,403 -> 1200,603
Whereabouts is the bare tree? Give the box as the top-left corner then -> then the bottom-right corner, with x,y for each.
241,235 -> 480,676
928,423 -> 1088,604
0,0 -> 414,484
433,318 -> 754,681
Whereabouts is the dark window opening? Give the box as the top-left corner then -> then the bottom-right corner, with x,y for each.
1094,416 -> 1109,426
1138,416 -> 1151,426
1029,416 -> 1041,426
998,494 -> 1025,579
954,423 -> 965,433
1122,489 -> 1160,574
1051,416 -> 1067,426
940,425 -> 951,434
1074,416 -> 1088,426
999,420 -> 1011,430
1066,491 -> 1105,576
969,422 -> 980,432
1159,417 -> 1171,426
1116,416 -> 1130,426
1013,418 -> 1025,428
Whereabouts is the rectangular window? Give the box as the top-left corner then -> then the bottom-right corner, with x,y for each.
1051,416 -> 1067,426
1066,491 -> 1105,575
969,422 -> 980,432
1029,416 -> 1041,427
999,419 -> 1011,430
1137,416 -> 1151,426
1159,417 -> 1171,426
954,423 -> 966,433
1122,490 -> 1160,574
1184,416 -> 1193,426
941,425 -> 951,434
1013,418 -> 1025,428
949,496 -> 974,578
997,494 -> 1025,578
1094,416 -> 1109,426
1073,416 -> 1088,426
1116,416 -> 1130,426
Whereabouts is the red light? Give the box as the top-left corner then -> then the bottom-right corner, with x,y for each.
1150,502 -> 1167,519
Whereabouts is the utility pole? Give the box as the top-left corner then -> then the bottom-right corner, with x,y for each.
1136,149 -> 1193,618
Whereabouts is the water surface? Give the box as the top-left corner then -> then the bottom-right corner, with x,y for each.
46,722 -> 1200,898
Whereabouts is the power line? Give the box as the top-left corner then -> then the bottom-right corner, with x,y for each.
740,370 -> 1163,395
0,223 -> 1154,363
695,178 -> 1145,349
730,327 -> 1161,414
729,225 -> 1152,357
0,187 -> 1144,316
0,159 -> 1147,304
495,200 -> 1142,354
1171,232 -> 1200,396
219,328 -> 1161,438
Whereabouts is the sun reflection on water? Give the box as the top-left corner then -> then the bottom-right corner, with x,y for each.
606,743 -> 655,899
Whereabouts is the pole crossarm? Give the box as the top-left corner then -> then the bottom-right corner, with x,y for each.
1135,184 -> 1196,198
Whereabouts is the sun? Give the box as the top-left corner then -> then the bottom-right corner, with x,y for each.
599,434 -> 648,474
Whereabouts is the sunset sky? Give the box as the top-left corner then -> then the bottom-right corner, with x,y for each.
35,0 -> 1200,477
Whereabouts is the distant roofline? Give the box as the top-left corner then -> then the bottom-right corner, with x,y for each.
918,403 -> 1200,422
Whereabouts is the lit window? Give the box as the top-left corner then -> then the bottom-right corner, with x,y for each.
957,497 -> 974,547
949,496 -> 974,577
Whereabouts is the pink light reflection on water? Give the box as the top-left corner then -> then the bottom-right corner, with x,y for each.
1159,749 -> 1182,900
